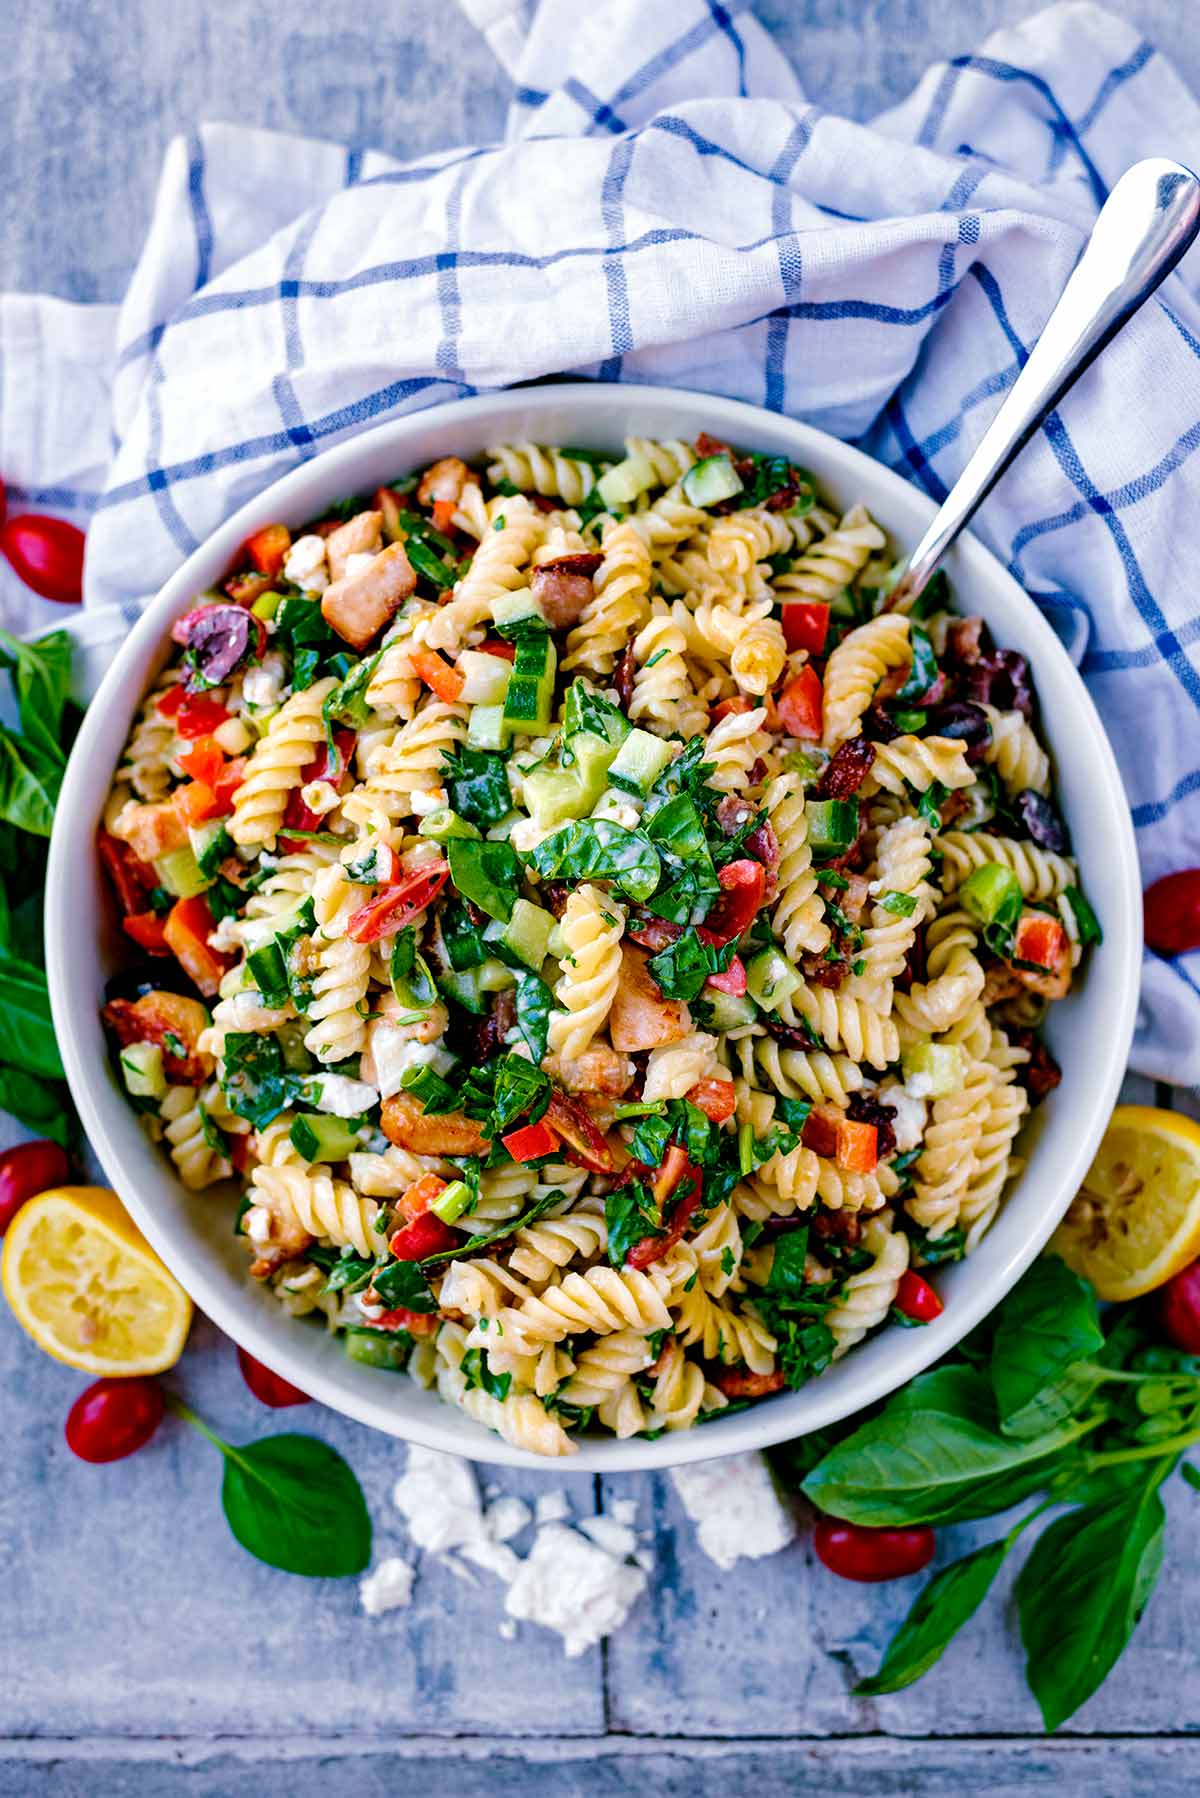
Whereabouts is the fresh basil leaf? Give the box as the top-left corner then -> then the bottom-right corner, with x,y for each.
220,1434 -> 372,1577
1183,1462 -> 1200,1493
1062,884 -> 1103,948
389,927 -> 436,1011
461,1346 -> 512,1401
801,1366 -> 1092,1525
0,732 -> 57,836
766,1228 -> 811,1299
605,1181 -> 660,1267
856,1538 -> 1011,1695
991,1256 -> 1105,1439
441,746 -> 513,828
514,971 -> 554,1062
219,1032 -> 303,1128
418,1190 -> 565,1268
371,1257 -> 438,1313
439,899 -> 489,971
1016,1470 -> 1169,1731
272,596 -> 339,690
526,819 -> 661,904
628,1108 -> 672,1170
0,954 -> 63,1078
321,1251 -> 376,1295
446,838 -> 522,922
322,649 -> 385,732
0,1065 -> 71,1144
917,780 -> 949,831
489,1054 -> 550,1135
894,624 -> 939,705
754,1302 -> 835,1389
0,628 -> 73,768
647,926 -> 736,1002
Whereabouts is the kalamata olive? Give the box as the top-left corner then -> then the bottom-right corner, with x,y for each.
1157,1261 -> 1200,1355
0,1140 -> 72,1233
815,1519 -> 936,1582
862,703 -> 901,743
1014,788 -> 1071,853
175,604 -> 263,686
964,648 -> 1034,718
925,701 -> 992,762
236,1346 -> 311,1408
66,1377 -> 165,1462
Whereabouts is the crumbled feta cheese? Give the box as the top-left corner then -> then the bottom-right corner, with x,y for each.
367,1031 -> 446,1103
460,1538 -> 523,1583
504,1525 -> 647,1658
486,1496 -> 532,1542
307,1073 -> 379,1118
241,651 -> 288,709
510,815 -> 554,855
535,1489 -> 571,1526
243,1205 -> 272,1245
283,533 -> 329,593
410,786 -> 448,818
343,551 -> 379,580
299,779 -> 341,817
671,1454 -> 796,1571
212,991 -> 292,1032
904,1071 -> 934,1100
359,1557 -> 414,1616
207,913 -> 243,955
578,1516 -> 639,1560
591,787 -> 642,830
878,1079 -> 927,1152
392,1446 -> 486,1554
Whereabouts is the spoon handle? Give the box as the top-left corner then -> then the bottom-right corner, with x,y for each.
888,157 -> 1200,612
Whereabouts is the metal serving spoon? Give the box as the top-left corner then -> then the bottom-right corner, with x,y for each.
887,156 -> 1200,613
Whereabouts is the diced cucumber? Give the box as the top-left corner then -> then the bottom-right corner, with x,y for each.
503,648 -> 556,735
119,1041 -> 166,1100
512,631 -> 553,678
681,453 -> 744,508
744,947 -> 801,1012
704,989 -> 759,1033
418,807 -> 481,842
477,956 -> 518,994
240,895 -> 312,955
607,728 -> 677,796
251,589 -> 285,621
523,764 -> 591,830
188,819 -> 232,880
246,939 -> 289,1008
457,649 -> 511,706
289,1113 -> 362,1162
901,1039 -> 967,1099
154,844 -> 212,899
596,458 -> 648,510
436,957 -> 516,1014
486,897 -> 556,972
344,1329 -> 411,1370
491,591 -> 546,631
959,863 -> 1023,929
805,799 -> 859,856
466,704 -> 508,751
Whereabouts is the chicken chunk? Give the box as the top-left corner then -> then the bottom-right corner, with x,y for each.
609,944 -> 691,1052
321,542 -> 417,650
325,509 -> 383,582
381,1091 -> 491,1158
110,797 -> 189,864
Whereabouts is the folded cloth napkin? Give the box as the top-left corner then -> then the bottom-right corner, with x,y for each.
1,0 -> 1197,1081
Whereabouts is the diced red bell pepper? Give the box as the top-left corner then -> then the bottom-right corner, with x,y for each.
709,694 -> 754,726
346,864 -> 450,944
628,1167 -> 702,1271
835,1117 -> 878,1174
162,895 -> 236,998
178,734 -> 225,787
545,1091 -> 615,1173
776,664 -> 823,740
212,756 -> 246,814
242,522 -> 291,578
478,637 -> 516,662
303,726 -> 357,785
713,1367 -> 787,1398
398,1172 -> 448,1221
277,786 -> 327,852
97,830 -> 157,914
781,601 -> 830,655
894,1269 -> 944,1323
122,910 -> 171,955
705,953 -> 746,996
699,860 -> 766,947
651,1144 -> 694,1210
154,683 -> 186,719
1013,912 -> 1069,972
388,1211 -> 460,1261
174,780 -> 219,827
502,1120 -> 561,1163
802,1106 -> 841,1159
175,693 -> 232,740
686,1078 -> 737,1125
411,646 -> 465,704
370,1307 -> 440,1337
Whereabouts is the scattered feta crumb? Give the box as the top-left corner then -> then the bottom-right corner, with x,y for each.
504,1524 -> 647,1658
878,1080 -> 927,1152
299,778 -> 341,817
410,786 -> 448,817
498,1619 -> 517,1642
208,913 -> 243,955
307,1073 -> 379,1118
243,1204 -> 272,1246
392,1446 -> 487,1554
359,1557 -> 414,1616
535,1489 -> 571,1526
283,533 -> 329,594
486,1496 -> 532,1542
670,1453 -> 796,1571
578,1516 -> 639,1560
460,1538 -> 523,1583
242,650 -> 289,708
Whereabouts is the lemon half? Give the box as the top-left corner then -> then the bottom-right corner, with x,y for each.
2,1186 -> 192,1374
1050,1106 -> 1200,1301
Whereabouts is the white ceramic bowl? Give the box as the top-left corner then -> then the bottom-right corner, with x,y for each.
46,383 -> 1140,1470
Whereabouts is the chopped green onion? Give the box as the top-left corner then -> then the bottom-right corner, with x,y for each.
432,1179 -> 471,1224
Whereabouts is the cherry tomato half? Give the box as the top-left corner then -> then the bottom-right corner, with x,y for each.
1157,1259 -> 1200,1355
0,513 -> 85,604
0,1139 -> 72,1233
814,1518 -> 936,1583
893,1269 -> 945,1323
65,1377 -> 165,1462
236,1345 -> 310,1408
1144,869 -> 1200,958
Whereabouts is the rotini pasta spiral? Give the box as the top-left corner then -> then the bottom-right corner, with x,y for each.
767,771 -> 831,958
486,442 -> 599,505
229,677 -> 337,848
549,885 -> 625,1060
935,832 -> 1077,900
563,522 -> 652,674
826,1216 -> 909,1356
821,612 -> 910,748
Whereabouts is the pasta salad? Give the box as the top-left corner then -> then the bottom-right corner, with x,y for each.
98,432 -> 1099,1457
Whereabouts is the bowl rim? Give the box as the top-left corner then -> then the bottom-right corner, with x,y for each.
46,381 -> 1141,1470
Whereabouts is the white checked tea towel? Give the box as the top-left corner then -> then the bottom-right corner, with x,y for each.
1,0 -> 1198,1081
